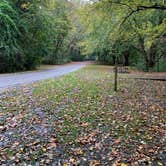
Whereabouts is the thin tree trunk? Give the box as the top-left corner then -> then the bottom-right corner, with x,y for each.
124,51 -> 129,66
157,59 -> 160,72
114,57 -> 118,92
145,59 -> 149,72
138,36 -> 150,72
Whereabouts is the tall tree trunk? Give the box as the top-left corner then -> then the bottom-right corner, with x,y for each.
157,59 -> 160,72
139,37 -> 149,72
112,56 -> 116,65
145,58 -> 149,72
114,57 -> 118,92
124,51 -> 129,66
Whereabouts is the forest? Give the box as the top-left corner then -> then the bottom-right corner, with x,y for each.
0,0 -> 166,73
0,0 -> 166,165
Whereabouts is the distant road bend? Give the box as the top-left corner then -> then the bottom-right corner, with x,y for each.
0,62 -> 88,91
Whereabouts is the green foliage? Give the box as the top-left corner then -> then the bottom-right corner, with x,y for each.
78,0 -> 166,71
0,0 -> 84,72
156,58 -> 166,72
0,0 -> 23,72
1,0 -> 165,72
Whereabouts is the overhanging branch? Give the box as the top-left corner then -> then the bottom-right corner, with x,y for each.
138,5 -> 166,10
106,1 -> 166,28
119,4 -> 166,28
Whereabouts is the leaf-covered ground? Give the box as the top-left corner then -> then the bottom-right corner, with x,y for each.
0,65 -> 166,165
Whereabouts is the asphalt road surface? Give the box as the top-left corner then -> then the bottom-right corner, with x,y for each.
0,62 -> 88,91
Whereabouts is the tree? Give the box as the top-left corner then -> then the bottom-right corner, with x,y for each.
77,0 -> 166,91
0,0 -> 23,72
0,0 -> 76,72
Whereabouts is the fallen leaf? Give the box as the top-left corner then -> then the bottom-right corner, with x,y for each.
90,160 -> 100,166
113,138 -> 122,145
80,122 -> 89,127
121,163 -> 128,166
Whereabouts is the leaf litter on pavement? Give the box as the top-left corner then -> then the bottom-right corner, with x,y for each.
0,65 -> 165,165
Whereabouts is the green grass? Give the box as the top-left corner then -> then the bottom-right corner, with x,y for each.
0,65 -> 165,165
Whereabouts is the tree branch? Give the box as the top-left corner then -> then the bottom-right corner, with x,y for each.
138,5 -> 166,10
106,1 -> 166,28
119,4 -> 166,28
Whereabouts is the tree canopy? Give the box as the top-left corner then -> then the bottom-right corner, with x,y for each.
0,0 -> 166,72
79,0 -> 166,71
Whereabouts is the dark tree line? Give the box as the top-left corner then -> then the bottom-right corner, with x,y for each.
0,0 -> 84,73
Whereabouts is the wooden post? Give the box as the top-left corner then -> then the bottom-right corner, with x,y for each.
114,57 -> 118,92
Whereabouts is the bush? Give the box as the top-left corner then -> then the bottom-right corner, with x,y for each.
152,58 -> 166,72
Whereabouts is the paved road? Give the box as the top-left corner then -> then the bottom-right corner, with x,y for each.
0,62 -> 88,91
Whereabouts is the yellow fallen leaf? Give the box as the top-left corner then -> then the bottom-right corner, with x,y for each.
121,163 -> 128,166
157,162 -> 163,166
63,164 -> 68,166
42,148 -> 47,152
75,148 -> 84,155
146,134 -> 152,140
90,160 -> 100,166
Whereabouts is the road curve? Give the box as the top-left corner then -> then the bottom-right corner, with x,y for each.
0,62 -> 88,91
